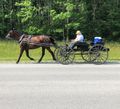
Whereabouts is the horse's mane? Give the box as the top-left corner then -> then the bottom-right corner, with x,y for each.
13,29 -> 23,37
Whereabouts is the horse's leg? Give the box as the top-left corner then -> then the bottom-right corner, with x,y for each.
38,47 -> 45,63
46,47 -> 56,61
16,48 -> 24,64
25,49 -> 35,61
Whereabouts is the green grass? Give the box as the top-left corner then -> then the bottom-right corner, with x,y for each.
0,40 -> 120,63
106,42 -> 120,61
0,40 -> 56,63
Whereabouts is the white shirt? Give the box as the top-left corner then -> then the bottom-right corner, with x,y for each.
75,34 -> 84,42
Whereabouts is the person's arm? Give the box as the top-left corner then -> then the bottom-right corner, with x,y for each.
71,35 -> 78,42
74,38 -> 78,42
74,35 -> 79,42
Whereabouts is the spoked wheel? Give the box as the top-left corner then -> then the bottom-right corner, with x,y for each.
81,50 -> 90,62
89,45 -> 109,64
54,47 -> 60,60
56,46 -> 75,65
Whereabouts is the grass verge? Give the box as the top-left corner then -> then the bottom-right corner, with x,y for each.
0,40 -> 120,63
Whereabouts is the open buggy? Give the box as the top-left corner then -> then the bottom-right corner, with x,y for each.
55,37 -> 110,64
5,29 -> 110,64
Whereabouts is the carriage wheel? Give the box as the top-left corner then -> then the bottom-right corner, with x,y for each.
54,46 -> 65,61
81,50 -> 90,62
56,47 -> 75,65
54,47 -> 60,60
89,45 -> 109,64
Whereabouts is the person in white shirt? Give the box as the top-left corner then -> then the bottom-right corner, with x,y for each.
69,30 -> 84,49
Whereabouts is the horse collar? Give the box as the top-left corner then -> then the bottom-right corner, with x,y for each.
28,35 -> 32,40
18,34 -> 32,44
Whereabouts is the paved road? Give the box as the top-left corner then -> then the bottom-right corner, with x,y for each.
0,63 -> 120,109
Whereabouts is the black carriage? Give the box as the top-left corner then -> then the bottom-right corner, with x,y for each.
55,37 -> 110,64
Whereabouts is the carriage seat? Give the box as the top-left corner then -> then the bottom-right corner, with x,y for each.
75,42 -> 89,51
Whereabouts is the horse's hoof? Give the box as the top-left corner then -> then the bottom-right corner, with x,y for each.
37,61 -> 40,63
30,58 -> 35,61
53,58 -> 56,61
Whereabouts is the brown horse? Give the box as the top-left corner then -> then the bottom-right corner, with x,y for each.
6,29 -> 56,63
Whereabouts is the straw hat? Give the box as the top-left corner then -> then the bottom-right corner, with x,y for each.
76,30 -> 81,35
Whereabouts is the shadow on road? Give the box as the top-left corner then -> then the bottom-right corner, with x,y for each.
0,60 -> 120,65
35,61 -> 120,65
74,61 -> 120,65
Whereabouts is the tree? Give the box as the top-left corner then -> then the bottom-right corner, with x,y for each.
0,0 -> 120,41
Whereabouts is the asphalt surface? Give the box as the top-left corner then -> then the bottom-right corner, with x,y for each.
0,63 -> 120,109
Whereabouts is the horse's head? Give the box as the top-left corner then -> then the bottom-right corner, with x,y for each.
6,29 -> 21,41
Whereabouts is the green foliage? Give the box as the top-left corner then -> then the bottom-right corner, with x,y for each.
15,0 -> 43,34
15,0 -> 37,23
24,26 -> 42,34
0,0 -> 120,41
65,2 -> 75,11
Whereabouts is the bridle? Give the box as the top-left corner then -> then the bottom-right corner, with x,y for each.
6,30 -> 32,45
6,30 -> 24,42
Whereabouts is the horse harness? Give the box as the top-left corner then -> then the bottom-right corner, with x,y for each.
19,34 -> 32,46
18,34 -> 54,47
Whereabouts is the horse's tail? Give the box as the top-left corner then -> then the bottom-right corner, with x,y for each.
49,37 -> 58,48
